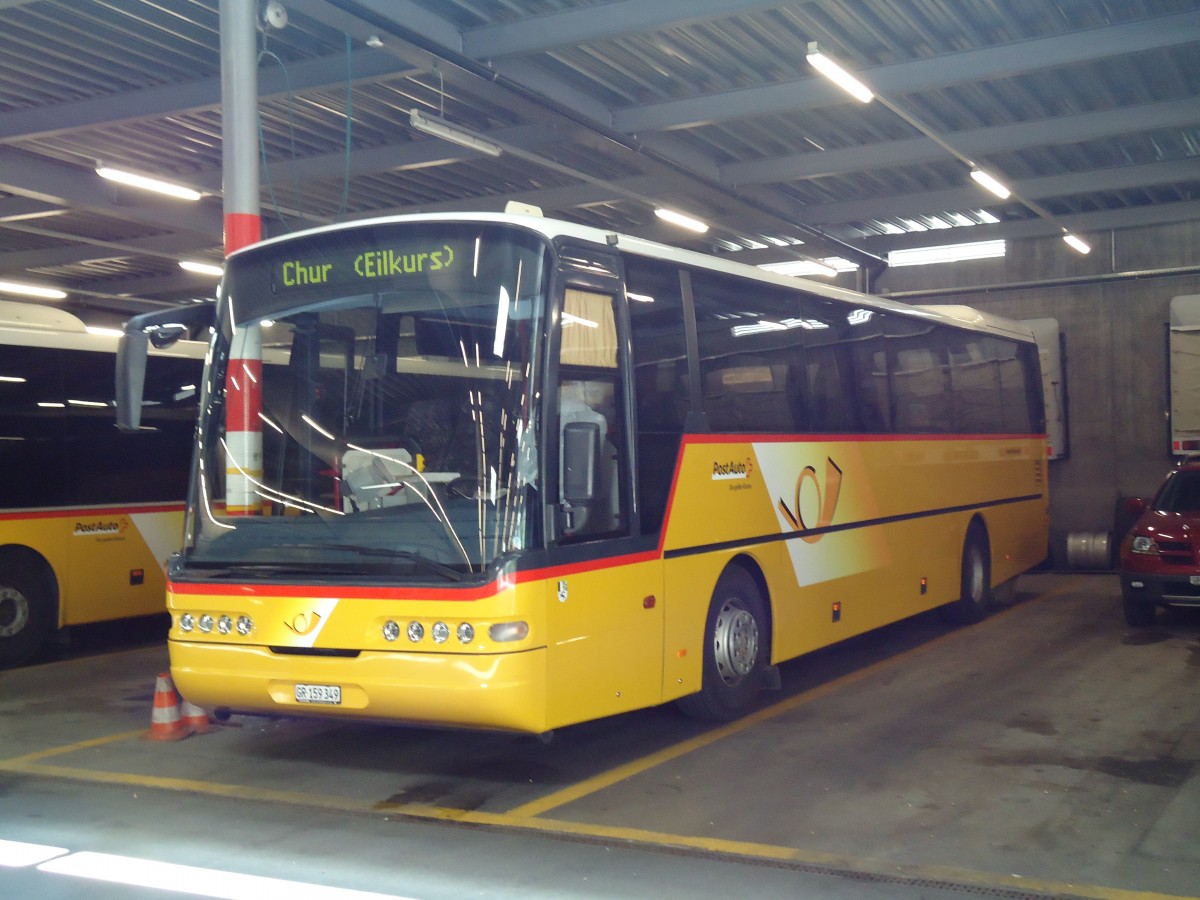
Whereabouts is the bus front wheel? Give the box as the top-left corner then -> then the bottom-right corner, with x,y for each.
0,559 -> 55,668
678,567 -> 768,721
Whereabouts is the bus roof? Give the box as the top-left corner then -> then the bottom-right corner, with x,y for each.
0,299 -> 88,333
232,211 -> 1035,344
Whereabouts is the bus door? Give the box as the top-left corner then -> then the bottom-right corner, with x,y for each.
543,264 -> 665,726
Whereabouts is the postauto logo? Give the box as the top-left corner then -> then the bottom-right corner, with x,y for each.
712,458 -> 753,480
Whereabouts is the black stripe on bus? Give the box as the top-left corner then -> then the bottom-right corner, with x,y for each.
662,492 -> 1045,560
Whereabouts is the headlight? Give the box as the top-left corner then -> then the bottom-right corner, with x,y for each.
1130,535 -> 1158,555
179,613 -> 195,633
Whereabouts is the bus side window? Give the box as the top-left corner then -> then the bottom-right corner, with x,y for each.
626,257 -> 688,535
557,288 -> 628,542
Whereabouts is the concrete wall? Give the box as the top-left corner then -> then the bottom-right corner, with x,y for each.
853,219 -> 1200,566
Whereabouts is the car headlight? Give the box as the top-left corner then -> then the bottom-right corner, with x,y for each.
1130,535 -> 1158,555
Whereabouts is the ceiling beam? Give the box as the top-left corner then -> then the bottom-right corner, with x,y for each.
614,13 -> 1200,132
0,48 -> 409,144
792,160 -> 1200,227
721,99 -> 1200,184
462,0 -> 780,58
0,228 -> 216,274
0,147 -> 224,237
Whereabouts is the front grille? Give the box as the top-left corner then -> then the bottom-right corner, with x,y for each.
1156,540 -> 1196,565
268,646 -> 360,658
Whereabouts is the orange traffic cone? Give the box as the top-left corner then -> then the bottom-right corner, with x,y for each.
143,672 -> 191,741
180,698 -> 215,735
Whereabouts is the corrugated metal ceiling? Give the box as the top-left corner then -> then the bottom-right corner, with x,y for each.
0,0 -> 1196,317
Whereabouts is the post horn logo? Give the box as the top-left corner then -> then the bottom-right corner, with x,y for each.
284,612 -> 323,635
778,457 -> 843,544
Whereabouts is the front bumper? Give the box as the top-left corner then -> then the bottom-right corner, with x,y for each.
1119,570 -> 1200,608
169,640 -> 548,733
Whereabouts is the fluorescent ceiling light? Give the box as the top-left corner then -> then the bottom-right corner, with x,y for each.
409,109 -> 501,157
0,279 -> 67,299
758,259 -> 839,278
1063,233 -> 1091,254
969,168 -> 1011,200
96,166 -> 202,201
654,208 -> 709,233
806,43 -> 874,103
179,260 -> 224,277
84,326 -> 125,337
889,240 -> 1006,267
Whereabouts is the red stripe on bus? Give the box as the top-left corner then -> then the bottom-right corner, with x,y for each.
167,548 -> 665,602
0,503 -> 185,521
682,431 -> 1046,444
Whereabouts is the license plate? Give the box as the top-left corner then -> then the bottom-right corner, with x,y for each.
294,683 -> 342,705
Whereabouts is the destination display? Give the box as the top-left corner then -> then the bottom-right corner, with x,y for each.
270,239 -> 463,293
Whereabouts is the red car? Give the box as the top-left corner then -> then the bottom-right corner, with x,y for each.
1119,461 -> 1200,625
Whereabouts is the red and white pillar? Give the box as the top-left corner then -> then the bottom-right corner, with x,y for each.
220,0 -> 263,514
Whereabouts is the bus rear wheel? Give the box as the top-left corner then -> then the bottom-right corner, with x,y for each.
940,525 -> 991,625
0,560 -> 54,668
678,567 -> 767,721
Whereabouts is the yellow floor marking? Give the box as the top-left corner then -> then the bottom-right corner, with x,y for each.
0,759 -> 381,816
361,803 -> 1200,900
2,730 -> 144,765
508,573 -> 1091,819
5,575 -> 1163,900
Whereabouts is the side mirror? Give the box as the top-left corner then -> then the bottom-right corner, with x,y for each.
115,329 -> 149,432
1123,496 -> 1147,516
115,304 -> 214,433
561,420 -> 600,503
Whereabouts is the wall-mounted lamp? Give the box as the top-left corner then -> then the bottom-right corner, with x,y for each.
1062,233 -> 1091,254
409,109 -> 501,157
654,207 -> 709,233
806,42 -> 874,103
96,166 -> 203,201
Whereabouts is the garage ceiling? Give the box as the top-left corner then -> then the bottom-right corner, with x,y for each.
0,0 -> 1197,319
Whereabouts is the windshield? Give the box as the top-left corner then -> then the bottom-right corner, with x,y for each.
1153,470 -> 1200,513
184,221 -> 548,581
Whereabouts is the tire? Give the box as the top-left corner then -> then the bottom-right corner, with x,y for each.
1122,597 -> 1156,627
0,560 -> 55,668
940,525 -> 991,625
677,566 -> 768,721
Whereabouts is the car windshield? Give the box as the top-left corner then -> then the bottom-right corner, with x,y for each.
1153,470 -> 1200,513
183,222 -> 548,581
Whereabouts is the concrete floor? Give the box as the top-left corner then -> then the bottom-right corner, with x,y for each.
1,573 -> 1198,899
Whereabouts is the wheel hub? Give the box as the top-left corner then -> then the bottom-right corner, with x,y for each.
0,587 -> 30,638
713,599 -> 759,686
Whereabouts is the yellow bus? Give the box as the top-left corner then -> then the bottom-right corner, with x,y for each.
118,211 -> 1047,732
0,300 -> 205,667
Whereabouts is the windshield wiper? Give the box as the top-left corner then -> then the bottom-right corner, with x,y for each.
276,542 -> 469,582
187,545 -> 468,582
